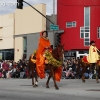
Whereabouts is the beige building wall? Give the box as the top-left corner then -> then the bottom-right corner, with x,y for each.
14,37 -> 23,62
15,3 -> 46,35
0,13 -> 14,49
14,4 -> 46,62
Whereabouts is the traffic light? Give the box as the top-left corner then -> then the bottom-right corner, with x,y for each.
54,33 -> 61,47
56,34 -> 61,44
17,0 -> 23,9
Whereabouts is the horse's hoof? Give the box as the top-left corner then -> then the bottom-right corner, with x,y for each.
97,81 -> 99,83
82,80 -> 85,83
33,85 -> 36,87
35,84 -> 38,87
33,84 -> 38,87
55,87 -> 59,90
46,86 -> 49,88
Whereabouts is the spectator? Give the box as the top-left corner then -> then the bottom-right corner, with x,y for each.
66,68 -> 75,79
0,68 -> 2,78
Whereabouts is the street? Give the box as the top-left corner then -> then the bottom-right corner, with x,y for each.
0,78 -> 100,100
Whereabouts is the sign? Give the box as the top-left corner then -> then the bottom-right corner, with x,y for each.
64,51 -> 76,57
50,24 -> 59,30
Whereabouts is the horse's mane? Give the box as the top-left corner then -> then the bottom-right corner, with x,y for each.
52,46 -> 60,60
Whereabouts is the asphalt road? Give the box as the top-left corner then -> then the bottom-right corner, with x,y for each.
0,78 -> 100,100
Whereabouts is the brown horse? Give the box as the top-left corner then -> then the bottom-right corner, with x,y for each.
78,53 -> 100,83
28,44 -> 64,90
28,53 -> 38,87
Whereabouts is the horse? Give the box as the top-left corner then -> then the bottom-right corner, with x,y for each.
28,53 -> 38,87
77,53 -> 100,83
28,44 -> 64,90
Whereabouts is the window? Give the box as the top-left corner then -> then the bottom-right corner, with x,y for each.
80,27 -> 90,38
97,27 -> 100,38
84,7 -> 90,26
66,21 -> 76,28
80,7 -> 90,46
0,49 -> 14,60
85,33 -> 89,38
81,33 -> 84,38
85,38 -> 89,41
84,42 -> 90,46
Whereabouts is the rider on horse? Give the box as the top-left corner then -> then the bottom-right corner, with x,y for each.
87,40 -> 100,63
36,31 -> 52,79
81,41 -> 100,82
83,40 -> 100,64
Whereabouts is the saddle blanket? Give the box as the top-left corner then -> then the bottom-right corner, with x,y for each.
82,56 -> 100,65
82,56 -> 89,63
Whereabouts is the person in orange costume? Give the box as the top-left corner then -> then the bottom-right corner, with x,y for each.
36,31 -> 51,79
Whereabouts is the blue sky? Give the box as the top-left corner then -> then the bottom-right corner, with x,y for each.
0,0 -> 57,15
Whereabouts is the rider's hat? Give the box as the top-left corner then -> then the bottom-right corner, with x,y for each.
90,40 -> 95,45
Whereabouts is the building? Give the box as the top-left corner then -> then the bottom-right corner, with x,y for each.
46,14 -> 57,30
0,4 -> 55,62
14,3 -> 47,62
0,13 -> 14,60
57,0 -> 100,58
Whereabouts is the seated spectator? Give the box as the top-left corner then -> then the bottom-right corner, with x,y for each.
62,67 -> 67,79
15,68 -> 20,78
66,68 -> 75,79
2,69 -> 6,79
84,67 -> 89,79
6,68 -> 12,78
11,67 -> 16,78
0,68 -> 2,78
20,65 -> 25,78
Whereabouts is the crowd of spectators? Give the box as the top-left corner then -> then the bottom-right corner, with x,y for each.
0,59 -> 28,79
62,58 -> 100,79
0,58 -> 99,79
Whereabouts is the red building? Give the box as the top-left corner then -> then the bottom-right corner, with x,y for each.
57,0 -> 100,58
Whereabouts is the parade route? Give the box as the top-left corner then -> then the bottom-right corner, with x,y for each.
0,78 -> 100,100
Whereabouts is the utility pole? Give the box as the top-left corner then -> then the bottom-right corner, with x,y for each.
53,0 -> 55,24
53,0 -> 55,48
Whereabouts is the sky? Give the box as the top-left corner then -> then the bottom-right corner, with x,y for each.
0,0 -> 57,15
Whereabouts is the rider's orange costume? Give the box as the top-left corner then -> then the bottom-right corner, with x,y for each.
36,31 -> 62,82
36,31 -> 50,78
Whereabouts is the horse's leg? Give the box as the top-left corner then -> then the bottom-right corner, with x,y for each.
82,65 -> 86,82
51,67 -> 59,90
31,67 -> 35,87
98,66 -> 100,81
28,63 -> 30,79
34,69 -> 38,87
96,64 -> 99,83
46,74 -> 51,88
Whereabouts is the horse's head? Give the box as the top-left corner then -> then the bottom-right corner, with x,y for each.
53,44 -> 64,60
